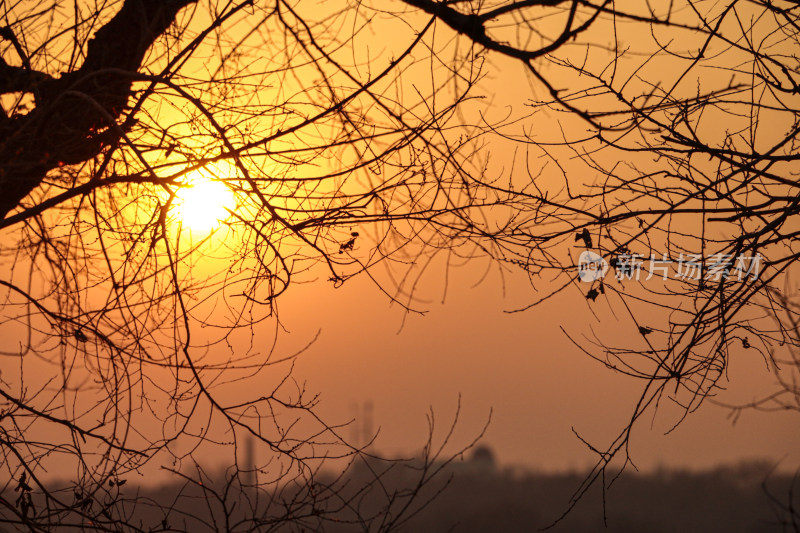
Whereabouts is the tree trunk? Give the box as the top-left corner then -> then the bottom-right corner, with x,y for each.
0,0 -> 196,220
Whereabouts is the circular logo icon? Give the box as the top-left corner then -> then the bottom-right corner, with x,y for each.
578,251 -> 608,283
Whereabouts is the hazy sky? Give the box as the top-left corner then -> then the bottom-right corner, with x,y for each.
270,257 -> 800,473
2,1 -> 798,492
241,26 -> 800,475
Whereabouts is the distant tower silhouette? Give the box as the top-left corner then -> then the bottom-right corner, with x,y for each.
350,401 -> 375,449
362,400 -> 373,449
244,435 -> 255,487
350,402 -> 359,446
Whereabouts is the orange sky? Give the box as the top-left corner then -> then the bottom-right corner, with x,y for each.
1,1 -> 798,488
269,255 -> 800,474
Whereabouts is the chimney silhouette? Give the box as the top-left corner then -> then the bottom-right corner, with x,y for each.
362,400 -> 373,449
350,401 -> 375,449
244,435 -> 255,487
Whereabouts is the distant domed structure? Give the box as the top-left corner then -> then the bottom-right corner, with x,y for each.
469,444 -> 496,469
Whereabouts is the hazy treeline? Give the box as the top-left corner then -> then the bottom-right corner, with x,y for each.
4,451 -> 796,532
401,458 -> 799,533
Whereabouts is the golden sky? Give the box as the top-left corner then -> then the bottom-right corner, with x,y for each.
1,0 -> 798,489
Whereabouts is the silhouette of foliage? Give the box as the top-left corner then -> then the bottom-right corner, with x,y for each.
1,0 -> 799,530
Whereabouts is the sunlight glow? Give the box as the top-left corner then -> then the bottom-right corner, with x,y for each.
172,169 -> 236,232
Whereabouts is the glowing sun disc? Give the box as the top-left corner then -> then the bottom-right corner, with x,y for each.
173,174 -> 235,232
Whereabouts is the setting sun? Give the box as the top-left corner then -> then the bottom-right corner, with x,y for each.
172,171 -> 236,232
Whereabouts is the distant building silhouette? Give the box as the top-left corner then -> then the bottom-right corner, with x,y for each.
469,445 -> 496,470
